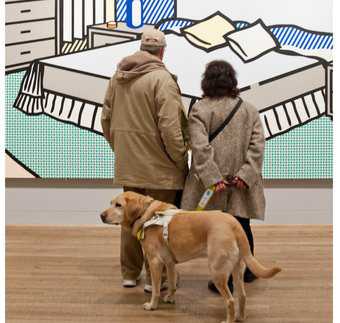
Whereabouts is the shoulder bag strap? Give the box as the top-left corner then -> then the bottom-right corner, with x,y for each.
208,97 -> 243,142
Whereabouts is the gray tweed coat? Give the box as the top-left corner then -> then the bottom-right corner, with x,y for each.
181,96 -> 266,220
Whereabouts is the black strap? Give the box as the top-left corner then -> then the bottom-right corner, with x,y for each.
209,98 -> 243,142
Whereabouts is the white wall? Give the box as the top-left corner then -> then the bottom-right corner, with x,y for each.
5,181 -> 332,225
177,0 -> 332,31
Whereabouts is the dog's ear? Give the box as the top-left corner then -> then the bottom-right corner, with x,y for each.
122,192 -> 144,226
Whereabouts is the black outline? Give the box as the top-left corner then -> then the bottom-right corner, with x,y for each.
311,92 -> 321,116
224,19 -> 280,63
51,93 -> 57,113
282,103 -> 292,126
263,115 -> 273,138
301,96 -> 310,118
258,61 -> 322,86
59,96 -> 65,116
93,0 -> 96,26
180,11 -> 236,53
56,0 -> 62,54
71,0 -> 75,41
67,99 -> 75,118
325,62 -> 333,119
82,0 -> 85,37
91,105 -> 99,129
6,36 -> 55,46
77,101 -> 85,125
272,106 -> 282,131
5,149 -> 40,178
5,16 -> 54,25
6,0 -> 46,3
103,0 -> 106,23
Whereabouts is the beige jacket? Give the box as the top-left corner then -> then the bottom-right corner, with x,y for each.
181,97 -> 266,220
101,51 -> 188,189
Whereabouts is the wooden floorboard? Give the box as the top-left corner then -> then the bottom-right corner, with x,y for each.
6,225 -> 332,323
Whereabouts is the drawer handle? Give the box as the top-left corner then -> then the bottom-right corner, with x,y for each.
20,30 -> 31,34
20,51 -> 31,55
105,43 -> 113,45
20,9 -> 31,13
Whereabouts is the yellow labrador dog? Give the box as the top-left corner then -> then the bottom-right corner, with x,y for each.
100,191 -> 281,323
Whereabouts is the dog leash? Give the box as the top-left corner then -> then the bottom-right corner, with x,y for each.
196,185 -> 216,211
195,176 -> 239,211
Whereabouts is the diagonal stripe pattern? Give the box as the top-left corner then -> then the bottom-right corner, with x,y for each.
116,0 -> 175,24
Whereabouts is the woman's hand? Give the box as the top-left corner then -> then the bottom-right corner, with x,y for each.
214,180 -> 228,192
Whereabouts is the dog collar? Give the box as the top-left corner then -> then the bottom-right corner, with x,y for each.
136,228 -> 144,241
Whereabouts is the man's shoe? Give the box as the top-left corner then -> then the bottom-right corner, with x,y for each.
208,278 -> 234,294
122,273 -> 142,288
122,279 -> 138,288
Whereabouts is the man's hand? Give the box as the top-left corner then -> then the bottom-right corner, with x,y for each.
234,176 -> 248,190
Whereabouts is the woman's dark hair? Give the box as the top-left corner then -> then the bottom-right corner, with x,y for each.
201,60 -> 240,99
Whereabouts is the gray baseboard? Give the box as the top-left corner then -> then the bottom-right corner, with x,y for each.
5,181 -> 332,225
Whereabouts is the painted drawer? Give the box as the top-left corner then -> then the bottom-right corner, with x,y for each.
6,38 -> 55,67
6,0 -> 55,24
91,32 -> 134,48
6,19 -> 55,45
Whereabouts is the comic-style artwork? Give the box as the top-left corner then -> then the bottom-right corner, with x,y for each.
5,0 -> 333,179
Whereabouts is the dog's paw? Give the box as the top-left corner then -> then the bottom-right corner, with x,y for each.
143,302 -> 156,311
162,294 -> 175,304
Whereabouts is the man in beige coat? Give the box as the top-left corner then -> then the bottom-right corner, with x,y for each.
101,29 -> 188,292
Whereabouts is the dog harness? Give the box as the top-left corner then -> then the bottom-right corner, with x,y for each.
136,208 -> 181,242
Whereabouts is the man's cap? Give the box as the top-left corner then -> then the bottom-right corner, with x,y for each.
141,29 -> 166,48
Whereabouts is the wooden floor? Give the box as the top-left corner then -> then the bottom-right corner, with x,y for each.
6,225 -> 332,323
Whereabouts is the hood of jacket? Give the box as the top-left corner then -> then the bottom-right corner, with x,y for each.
115,50 -> 166,83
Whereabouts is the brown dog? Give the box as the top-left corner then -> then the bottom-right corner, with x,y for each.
100,191 -> 281,323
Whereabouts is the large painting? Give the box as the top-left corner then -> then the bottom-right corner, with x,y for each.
5,0 -> 333,178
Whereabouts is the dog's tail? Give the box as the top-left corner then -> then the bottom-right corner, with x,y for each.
234,222 -> 282,279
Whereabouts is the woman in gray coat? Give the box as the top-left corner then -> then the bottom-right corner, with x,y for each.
181,60 -> 266,292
